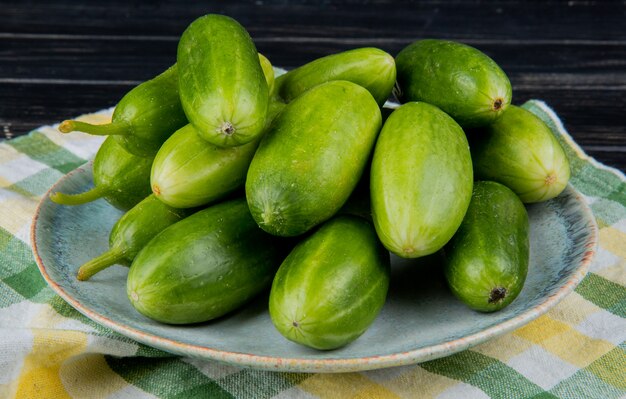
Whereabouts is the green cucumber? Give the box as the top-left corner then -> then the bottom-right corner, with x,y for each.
59,65 -> 187,157
395,39 -> 512,128
50,136 -> 153,210
127,198 -> 286,324
444,181 -> 529,312
151,100 -> 285,209
150,124 -> 258,208
76,195 -> 190,281
178,14 -> 268,147
371,102 -> 473,258
269,216 -> 390,350
275,47 -> 396,105
338,170 -> 372,221
470,105 -> 571,203
259,53 -> 275,95
337,148 -> 375,221
246,80 -> 382,237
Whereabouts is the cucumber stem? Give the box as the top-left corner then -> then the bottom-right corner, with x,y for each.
545,173 -> 557,186
488,287 -> 507,303
77,247 -> 126,281
220,121 -> 236,136
59,120 -> 127,136
493,98 -> 504,111
50,185 -> 107,206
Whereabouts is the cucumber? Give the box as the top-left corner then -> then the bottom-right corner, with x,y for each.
371,102 -> 473,258
127,198 -> 286,324
59,65 -> 187,157
395,39 -> 511,128
178,14 -> 268,147
470,105 -> 571,203
76,195 -> 190,281
246,80 -> 382,237
258,53 -> 275,95
151,99 -> 285,209
337,147 -> 375,221
50,136 -> 153,210
444,181 -> 529,312
275,47 -> 396,105
338,169 -> 372,221
150,124 -> 258,208
269,216 -> 390,350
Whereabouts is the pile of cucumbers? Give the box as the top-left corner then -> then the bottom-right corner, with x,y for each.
52,14 -> 570,350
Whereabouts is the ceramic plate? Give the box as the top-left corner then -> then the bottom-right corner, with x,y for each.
32,165 -> 597,373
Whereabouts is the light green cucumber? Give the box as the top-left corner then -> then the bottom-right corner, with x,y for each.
471,105 -> 570,203
259,53 -> 275,95
246,80 -> 382,237
150,124 -> 258,208
371,102 -> 473,258
177,14 -> 268,147
275,47 -> 396,105
151,100 -> 285,209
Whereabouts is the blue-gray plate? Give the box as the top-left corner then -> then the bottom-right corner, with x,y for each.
32,165 -> 597,373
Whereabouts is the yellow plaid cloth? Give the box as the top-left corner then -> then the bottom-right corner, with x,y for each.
0,101 -> 624,398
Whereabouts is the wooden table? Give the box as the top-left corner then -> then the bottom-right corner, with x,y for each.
2,1 -> 624,171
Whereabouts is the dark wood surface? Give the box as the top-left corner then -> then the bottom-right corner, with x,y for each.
2,1 -> 625,171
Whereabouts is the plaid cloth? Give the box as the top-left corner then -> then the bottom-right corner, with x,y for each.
0,101 -> 624,399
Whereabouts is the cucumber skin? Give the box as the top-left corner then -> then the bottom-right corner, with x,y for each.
245,80 -> 382,237
177,14 -> 268,147
269,216 -> 390,350
109,195 -> 190,264
127,198 -> 286,324
444,181 -> 529,312
94,137 -> 153,210
370,102 -> 473,258
395,39 -> 511,128
470,105 -> 571,203
113,64 -> 187,157
151,99 -> 285,209
258,54 -> 275,95
150,124 -> 258,209
275,47 -> 396,105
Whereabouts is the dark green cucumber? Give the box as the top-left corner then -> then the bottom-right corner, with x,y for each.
59,65 -> 186,157
470,105 -> 571,203
50,136 -> 153,210
338,169 -> 372,221
337,149 -> 374,221
76,195 -> 190,281
178,14 -> 268,147
395,39 -> 511,128
371,102 -> 473,258
444,181 -> 529,312
269,216 -> 390,350
275,47 -> 396,105
246,80 -> 382,237
127,198 -> 286,324
151,100 -> 285,209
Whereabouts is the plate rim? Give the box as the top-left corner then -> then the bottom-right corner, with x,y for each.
32,164 -> 598,373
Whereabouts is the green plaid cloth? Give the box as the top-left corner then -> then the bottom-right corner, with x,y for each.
0,101 -> 624,398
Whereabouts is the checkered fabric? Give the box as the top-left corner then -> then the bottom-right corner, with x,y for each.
0,101 -> 624,398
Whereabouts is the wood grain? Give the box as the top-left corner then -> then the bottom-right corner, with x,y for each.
1,0 -> 625,171
4,1 -> 626,40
